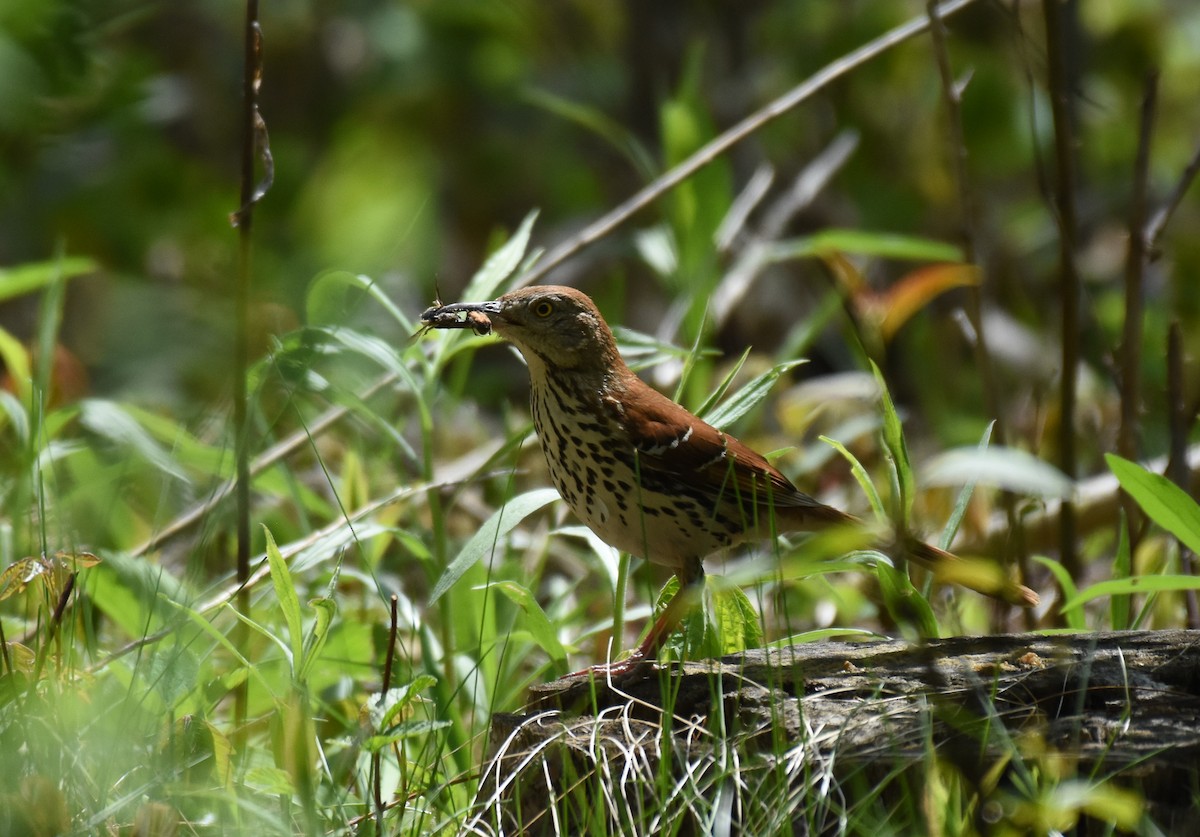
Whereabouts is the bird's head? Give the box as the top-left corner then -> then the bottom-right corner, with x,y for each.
423,285 -> 620,373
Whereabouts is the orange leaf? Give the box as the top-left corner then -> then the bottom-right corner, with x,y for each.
878,263 -> 979,341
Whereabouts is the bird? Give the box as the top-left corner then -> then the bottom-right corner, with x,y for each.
422,285 -> 1037,670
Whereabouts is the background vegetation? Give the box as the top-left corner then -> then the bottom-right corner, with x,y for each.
1,0 -> 1198,833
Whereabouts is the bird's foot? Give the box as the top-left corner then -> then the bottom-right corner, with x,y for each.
568,647 -> 656,681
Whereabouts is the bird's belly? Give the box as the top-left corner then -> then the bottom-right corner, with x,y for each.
540,437 -> 739,568
530,383 -> 750,568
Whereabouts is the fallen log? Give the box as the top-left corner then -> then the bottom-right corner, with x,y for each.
472,631 -> 1200,834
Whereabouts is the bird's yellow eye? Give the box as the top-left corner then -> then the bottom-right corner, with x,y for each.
533,300 -> 554,318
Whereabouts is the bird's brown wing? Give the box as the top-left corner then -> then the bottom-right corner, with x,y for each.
607,383 -> 846,521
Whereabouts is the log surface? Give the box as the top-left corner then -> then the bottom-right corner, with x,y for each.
477,631 -> 1200,832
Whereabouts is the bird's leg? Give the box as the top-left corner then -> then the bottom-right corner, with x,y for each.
575,560 -> 705,679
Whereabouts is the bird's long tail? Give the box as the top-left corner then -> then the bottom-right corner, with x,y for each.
903,537 -> 1039,607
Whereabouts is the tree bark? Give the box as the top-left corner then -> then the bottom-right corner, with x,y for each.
476,631 -> 1200,833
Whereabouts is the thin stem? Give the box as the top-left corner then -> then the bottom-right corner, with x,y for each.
1166,323 -> 1200,628
1145,142 -> 1200,252
232,0 -> 267,746
927,0 -> 1032,625
1041,0 -> 1082,580
1117,73 -> 1156,465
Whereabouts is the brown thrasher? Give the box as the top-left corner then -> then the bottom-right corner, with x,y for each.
422,285 -> 1037,668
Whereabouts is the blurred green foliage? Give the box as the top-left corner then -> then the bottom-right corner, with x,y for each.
2,0 -> 1199,833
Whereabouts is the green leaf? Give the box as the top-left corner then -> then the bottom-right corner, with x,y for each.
871,360 -> 913,522
1035,556 -> 1085,630
876,557 -> 939,639
489,580 -> 567,663
0,391 -> 28,444
297,596 -> 338,684
694,346 -> 751,418
77,399 -> 191,482
767,229 -> 962,263
0,325 -> 31,405
939,422 -> 994,550
820,435 -> 886,522
462,209 -> 539,301
923,447 -> 1075,499
306,270 -> 409,328
363,719 -> 454,753
521,87 -> 653,175
161,598 -> 276,697
87,550 -> 189,637
709,580 -> 763,655
430,488 -> 559,603
1111,512 -> 1132,631
244,766 -> 297,796
1106,454 -> 1200,555
1062,575 -> 1200,612
0,257 -> 96,303
264,526 -> 304,672
369,675 -> 438,732
702,359 -> 807,430
766,628 -> 880,647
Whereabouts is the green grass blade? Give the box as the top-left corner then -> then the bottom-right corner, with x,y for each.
703,359 -> 808,430
939,421 -> 994,550
489,580 -> 567,664
820,434 -> 886,521
871,360 -> 913,522
1111,512 -> 1132,631
264,525 -> 303,673
1035,555 -> 1085,630
1063,574 -> 1200,611
430,488 -> 559,603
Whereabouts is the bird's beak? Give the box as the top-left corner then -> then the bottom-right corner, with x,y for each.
420,299 -> 503,335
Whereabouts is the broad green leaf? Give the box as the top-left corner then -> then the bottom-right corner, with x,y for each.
430,488 -> 559,603
88,551 -> 189,637
264,526 -> 304,672
244,766 -> 296,796
660,576 -> 761,659
1106,454 -> 1200,555
489,580 -> 566,662
923,447 -> 1075,499
364,720 -> 453,753
709,581 -> 763,655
